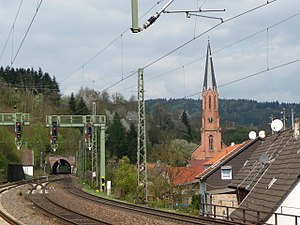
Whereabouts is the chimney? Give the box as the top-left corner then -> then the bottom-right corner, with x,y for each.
294,118 -> 300,140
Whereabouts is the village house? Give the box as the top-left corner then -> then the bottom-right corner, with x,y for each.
228,119 -> 300,224
196,138 -> 262,216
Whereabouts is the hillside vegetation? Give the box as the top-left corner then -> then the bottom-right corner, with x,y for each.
0,66 -> 299,182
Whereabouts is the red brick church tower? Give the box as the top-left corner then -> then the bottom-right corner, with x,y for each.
192,41 -> 225,160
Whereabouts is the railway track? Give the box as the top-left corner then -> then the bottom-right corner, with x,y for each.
61,176 -> 244,225
1,176 -> 245,225
0,177 -> 53,225
28,181 -> 112,225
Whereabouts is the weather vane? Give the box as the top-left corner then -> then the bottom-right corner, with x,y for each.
131,0 -> 225,33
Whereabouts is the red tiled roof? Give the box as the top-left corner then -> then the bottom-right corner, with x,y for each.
188,159 -> 208,167
204,144 -> 242,166
147,163 -> 156,171
168,166 -> 204,186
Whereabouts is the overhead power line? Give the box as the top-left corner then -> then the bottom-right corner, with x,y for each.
142,10 -> 300,86
186,57 -> 300,98
10,0 -> 43,66
143,0 -> 276,70
0,0 -> 24,62
99,0 -> 276,94
59,0 -> 166,84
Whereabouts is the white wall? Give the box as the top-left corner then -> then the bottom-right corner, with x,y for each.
23,166 -> 34,177
267,181 -> 300,225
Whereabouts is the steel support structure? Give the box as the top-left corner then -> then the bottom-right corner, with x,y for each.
91,102 -> 98,188
0,112 -> 30,149
100,124 -> 106,192
136,68 -> 148,203
46,113 -> 106,190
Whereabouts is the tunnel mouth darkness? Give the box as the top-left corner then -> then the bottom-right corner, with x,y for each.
52,159 -> 71,174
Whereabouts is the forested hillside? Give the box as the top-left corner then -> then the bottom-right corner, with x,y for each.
146,98 -> 300,131
1,66 -> 299,182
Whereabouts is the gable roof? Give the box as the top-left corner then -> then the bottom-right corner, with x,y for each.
168,166 -> 204,187
230,128 -> 300,223
188,159 -> 208,167
229,130 -> 292,191
204,143 -> 242,166
196,140 -> 257,180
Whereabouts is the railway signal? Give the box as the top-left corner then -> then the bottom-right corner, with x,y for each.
86,123 -> 93,137
101,176 -> 105,192
51,121 -> 58,144
15,122 -> 22,140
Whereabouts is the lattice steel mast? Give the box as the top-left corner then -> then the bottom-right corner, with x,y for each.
136,68 -> 148,203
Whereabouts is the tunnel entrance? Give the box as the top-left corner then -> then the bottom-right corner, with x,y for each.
51,159 -> 72,174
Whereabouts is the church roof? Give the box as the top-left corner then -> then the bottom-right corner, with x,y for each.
203,41 -> 217,91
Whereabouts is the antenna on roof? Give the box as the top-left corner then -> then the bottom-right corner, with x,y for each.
271,119 -> 283,132
248,131 -> 257,140
259,153 -> 269,166
258,130 -> 266,139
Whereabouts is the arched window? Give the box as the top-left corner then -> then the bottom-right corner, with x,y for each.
214,96 -> 217,110
209,135 -> 214,150
209,96 -> 212,110
203,96 -> 206,109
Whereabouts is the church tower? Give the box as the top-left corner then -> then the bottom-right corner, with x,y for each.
192,41 -> 224,160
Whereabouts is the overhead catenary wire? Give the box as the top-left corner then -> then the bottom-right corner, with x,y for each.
143,0 -> 276,70
103,0 -> 277,94
10,0 -> 43,66
0,0 -> 24,62
3,4 -> 298,100
59,0 -> 166,85
118,10 -> 300,97
186,57 -> 300,98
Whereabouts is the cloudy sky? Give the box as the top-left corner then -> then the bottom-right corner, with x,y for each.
0,0 -> 299,103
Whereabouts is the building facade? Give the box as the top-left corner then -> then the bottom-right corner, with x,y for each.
192,41 -> 224,160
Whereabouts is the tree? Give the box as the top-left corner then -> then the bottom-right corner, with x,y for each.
69,92 -> 76,114
181,110 -> 193,142
126,123 -> 137,164
106,113 -> 127,159
0,128 -> 21,181
114,156 -> 137,200
77,97 -> 89,115
149,138 -> 197,167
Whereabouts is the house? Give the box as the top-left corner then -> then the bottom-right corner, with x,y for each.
166,166 -> 205,207
229,119 -> 300,224
196,139 -> 262,215
21,149 -> 34,176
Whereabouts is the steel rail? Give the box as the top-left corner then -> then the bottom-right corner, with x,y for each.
28,179 -> 112,225
65,177 -> 243,225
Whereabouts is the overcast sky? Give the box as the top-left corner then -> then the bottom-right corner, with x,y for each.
0,0 -> 299,103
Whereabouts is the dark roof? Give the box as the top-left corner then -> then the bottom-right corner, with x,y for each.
203,41 -> 217,91
230,128 -> 300,223
196,142 -> 251,180
230,130 -> 292,190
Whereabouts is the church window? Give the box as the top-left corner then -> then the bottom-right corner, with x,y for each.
209,96 -> 212,110
214,96 -> 217,110
209,135 -> 214,150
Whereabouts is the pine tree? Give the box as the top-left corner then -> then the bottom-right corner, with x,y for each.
69,92 -> 76,114
77,97 -> 89,115
181,110 -> 193,142
126,123 -> 137,164
106,113 -> 127,159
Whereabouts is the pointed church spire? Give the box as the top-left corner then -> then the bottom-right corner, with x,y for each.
203,41 -> 217,91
